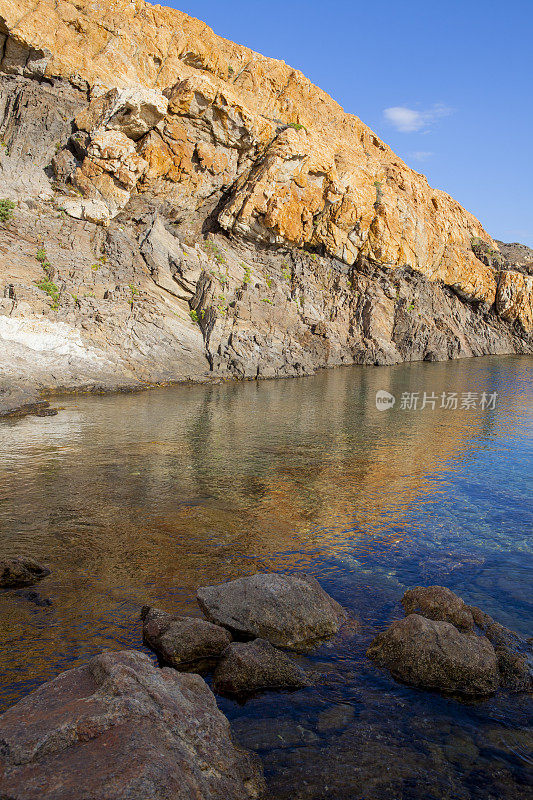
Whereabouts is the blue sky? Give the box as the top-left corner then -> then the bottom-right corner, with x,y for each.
153,0 -> 533,247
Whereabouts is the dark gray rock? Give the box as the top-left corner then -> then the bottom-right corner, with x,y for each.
495,240 -> 533,273
0,649 -> 266,800
367,614 -> 500,696
471,237 -> 505,270
0,557 -> 50,588
141,606 -> 232,670
197,573 -> 346,649
402,585 -> 474,630
213,638 -> 312,696
470,605 -> 533,691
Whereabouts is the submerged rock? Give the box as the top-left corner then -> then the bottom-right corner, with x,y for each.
401,585 -> 474,630
316,703 -> 355,733
213,638 -> 312,696
0,649 -> 265,800
141,606 -> 231,670
13,589 -> 52,606
232,716 -> 319,752
0,557 -> 50,588
367,614 -> 500,696
197,573 -> 346,649
469,605 -> 533,691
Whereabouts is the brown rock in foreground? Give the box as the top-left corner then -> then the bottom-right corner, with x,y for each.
213,638 -> 312,696
197,573 -> 346,649
0,650 -> 265,800
0,557 -> 50,588
141,606 -> 232,670
367,614 -> 499,696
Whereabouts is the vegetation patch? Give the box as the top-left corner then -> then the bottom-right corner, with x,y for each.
0,198 -> 15,223
36,278 -> 60,309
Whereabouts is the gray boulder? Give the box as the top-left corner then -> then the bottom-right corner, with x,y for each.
0,557 -> 50,588
367,614 -> 499,696
213,638 -> 312,696
0,649 -> 266,800
197,573 -> 346,649
401,585 -> 474,630
141,606 -> 232,670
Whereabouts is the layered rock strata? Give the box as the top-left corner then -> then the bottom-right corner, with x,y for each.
0,0 -> 531,404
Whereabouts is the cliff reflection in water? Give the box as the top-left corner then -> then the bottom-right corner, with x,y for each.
0,355 -> 531,712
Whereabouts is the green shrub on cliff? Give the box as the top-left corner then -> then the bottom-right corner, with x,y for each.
35,278 -> 60,309
0,198 -> 15,223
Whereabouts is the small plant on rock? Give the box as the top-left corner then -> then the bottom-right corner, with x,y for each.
287,122 -> 308,133
0,198 -> 15,223
242,264 -> 252,285
36,278 -> 60,309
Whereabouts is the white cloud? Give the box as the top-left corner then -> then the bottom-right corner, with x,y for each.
383,104 -> 454,133
409,150 -> 434,162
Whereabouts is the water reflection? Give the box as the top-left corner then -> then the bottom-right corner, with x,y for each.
0,355 -> 532,797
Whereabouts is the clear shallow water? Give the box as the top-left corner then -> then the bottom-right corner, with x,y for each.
0,356 -> 532,799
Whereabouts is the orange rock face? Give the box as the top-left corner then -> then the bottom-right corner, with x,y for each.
0,0 -> 530,326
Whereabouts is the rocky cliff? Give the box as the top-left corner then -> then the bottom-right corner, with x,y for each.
0,0 -> 531,410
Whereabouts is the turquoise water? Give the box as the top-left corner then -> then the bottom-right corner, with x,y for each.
0,355 -> 532,798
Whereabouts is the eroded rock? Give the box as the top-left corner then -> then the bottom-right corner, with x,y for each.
367,614 -> 500,696
0,557 -> 50,588
213,638 -> 312,696
0,649 -> 266,800
197,573 -> 346,649
141,606 -> 231,670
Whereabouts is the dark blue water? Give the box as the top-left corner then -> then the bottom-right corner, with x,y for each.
0,355 -> 532,798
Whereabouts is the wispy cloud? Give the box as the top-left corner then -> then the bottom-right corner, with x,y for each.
383,104 -> 454,133
408,151 -> 434,162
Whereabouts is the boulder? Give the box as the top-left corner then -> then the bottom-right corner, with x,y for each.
367,614 -> 500,696
0,557 -> 50,588
401,585 -> 474,630
394,585 -> 532,692
213,638 -> 312,696
0,649 -> 266,800
141,606 -> 232,670
197,573 -> 346,649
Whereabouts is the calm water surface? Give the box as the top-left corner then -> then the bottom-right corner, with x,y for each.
1,356 -> 532,799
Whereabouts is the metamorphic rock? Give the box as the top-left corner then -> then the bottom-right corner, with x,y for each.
0,0 -> 531,411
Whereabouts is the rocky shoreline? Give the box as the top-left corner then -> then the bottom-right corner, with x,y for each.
1,564 -> 531,798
